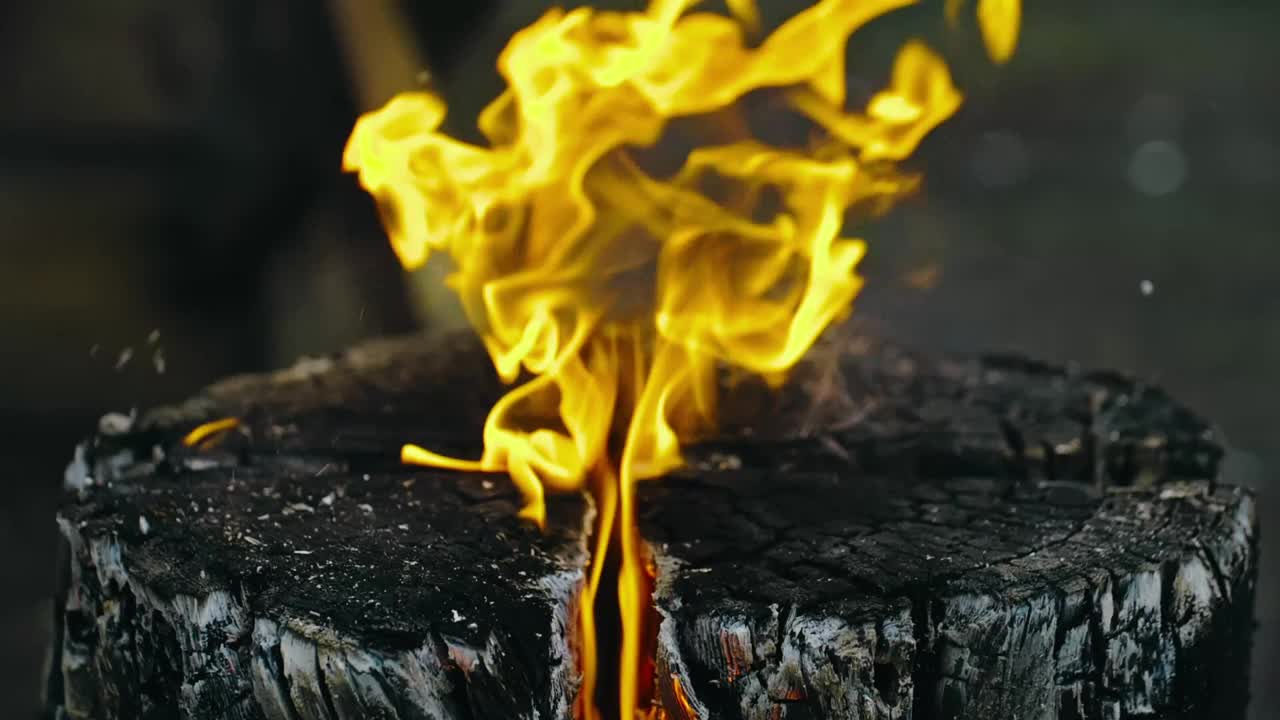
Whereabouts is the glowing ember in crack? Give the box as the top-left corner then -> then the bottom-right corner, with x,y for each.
343,1 -> 1019,717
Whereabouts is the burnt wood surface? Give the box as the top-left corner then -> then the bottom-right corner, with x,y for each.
646,336 -> 1256,720
48,331 -> 1257,720
52,336 -> 591,720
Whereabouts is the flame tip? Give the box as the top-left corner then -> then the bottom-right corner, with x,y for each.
181,417 -> 241,448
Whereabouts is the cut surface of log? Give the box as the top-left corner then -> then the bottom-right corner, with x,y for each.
49,331 -> 1258,720
55,335 -> 590,720
644,336 -> 1256,720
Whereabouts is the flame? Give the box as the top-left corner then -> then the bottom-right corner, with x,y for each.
181,417 -> 240,447
669,676 -> 699,720
344,1 -> 1018,717
946,0 -> 1021,63
977,0 -> 1021,64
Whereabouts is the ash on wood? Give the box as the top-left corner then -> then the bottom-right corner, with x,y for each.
645,336 -> 1257,720
52,336 -> 592,720
47,332 -> 1258,720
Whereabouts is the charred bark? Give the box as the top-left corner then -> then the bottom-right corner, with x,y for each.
47,332 -> 1257,720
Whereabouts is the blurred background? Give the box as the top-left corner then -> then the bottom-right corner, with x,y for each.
1,0 -> 1275,717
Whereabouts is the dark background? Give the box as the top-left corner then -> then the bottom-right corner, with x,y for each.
1,1 -> 1275,717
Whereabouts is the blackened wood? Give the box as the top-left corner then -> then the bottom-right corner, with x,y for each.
53,335 -> 591,720
48,331 -> 1258,720
642,334 -> 1257,720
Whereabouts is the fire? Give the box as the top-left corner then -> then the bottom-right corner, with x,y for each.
181,417 -> 240,448
948,0 -> 1021,63
343,1 -> 1019,717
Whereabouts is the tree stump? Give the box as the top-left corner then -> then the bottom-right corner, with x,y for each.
48,332 -> 1258,720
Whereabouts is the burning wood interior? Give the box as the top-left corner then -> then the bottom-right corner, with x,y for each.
45,1 -> 1259,719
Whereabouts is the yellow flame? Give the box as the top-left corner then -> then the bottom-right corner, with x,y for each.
978,0 -> 1021,64
946,0 -> 1022,64
344,0 -> 1018,717
181,417 -> 240,447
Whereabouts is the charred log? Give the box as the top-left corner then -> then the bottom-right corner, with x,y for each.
47,331 -> 1257,720
644,335 -> 1257,720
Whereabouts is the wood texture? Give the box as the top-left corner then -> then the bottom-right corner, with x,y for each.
645,335 -> 1257,720
48,331 -> 1258,719
55,335 -> 590,720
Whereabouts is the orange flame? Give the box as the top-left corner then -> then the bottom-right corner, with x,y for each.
344,1 -> 1018,717
669,675 -> 699,720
